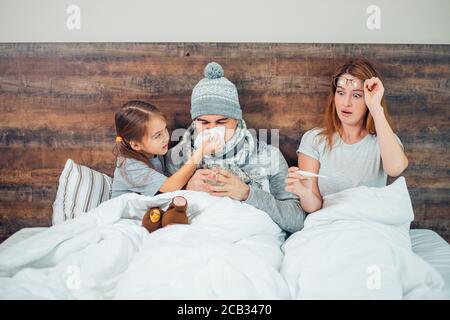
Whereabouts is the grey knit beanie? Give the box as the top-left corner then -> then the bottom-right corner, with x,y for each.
190,62 -> 242,120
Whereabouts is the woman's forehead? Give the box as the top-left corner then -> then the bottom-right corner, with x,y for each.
337,73 -> 364,89
341,73 -> 357,80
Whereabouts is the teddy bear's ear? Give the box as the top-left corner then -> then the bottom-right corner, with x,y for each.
173,196 -> 187,207
162,197 -> 189,227
142,207 -> 163,233
149,208 -> 162,223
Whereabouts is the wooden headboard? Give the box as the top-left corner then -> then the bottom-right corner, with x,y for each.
0,43 -> 448,242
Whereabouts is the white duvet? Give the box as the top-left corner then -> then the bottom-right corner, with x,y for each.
1,178 -> 447,300
281,177 -> 446,299
0,191 -> 290,299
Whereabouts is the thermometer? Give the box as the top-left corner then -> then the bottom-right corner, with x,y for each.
296,170 -> 328,179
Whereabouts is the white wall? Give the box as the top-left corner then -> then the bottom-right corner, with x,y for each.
0,0 -> 449,43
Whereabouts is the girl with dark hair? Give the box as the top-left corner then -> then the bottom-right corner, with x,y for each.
111,100 -> 221,198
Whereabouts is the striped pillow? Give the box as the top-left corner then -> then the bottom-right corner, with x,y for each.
52,159 -> 113,225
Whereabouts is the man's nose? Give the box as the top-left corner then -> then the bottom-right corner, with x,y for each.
204,123 -> 217,130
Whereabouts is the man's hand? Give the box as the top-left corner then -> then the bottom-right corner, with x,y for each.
208,169 -> 250,201
185,169 -> 213,192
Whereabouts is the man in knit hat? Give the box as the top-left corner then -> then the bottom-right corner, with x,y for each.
165,62 -> 305,234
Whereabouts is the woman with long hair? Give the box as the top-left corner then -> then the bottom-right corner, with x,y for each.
285,59 -> 408,213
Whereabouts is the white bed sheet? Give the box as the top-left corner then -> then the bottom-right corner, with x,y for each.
0,228 -> 48,251
409,229 -> 450,290
1,227 -> 449,294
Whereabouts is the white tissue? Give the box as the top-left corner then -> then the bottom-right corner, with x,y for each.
194,126 -> 226,150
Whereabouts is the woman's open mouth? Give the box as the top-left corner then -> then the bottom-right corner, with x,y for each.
341,110 -> 353,117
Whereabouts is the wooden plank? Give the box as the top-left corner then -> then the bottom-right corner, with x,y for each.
0,137 -> 448,170
8,53 -> 446,81
0,147 -> 115,174
0,42 -> 448,244
1,74 -> 449,100
0,200 -> 53,243
1,94 -> 448,129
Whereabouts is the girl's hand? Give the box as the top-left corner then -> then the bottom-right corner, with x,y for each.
190,134 -> 223,165
284,166 -> 313,197
200,133 -> 223,156
364,77 -> 385,116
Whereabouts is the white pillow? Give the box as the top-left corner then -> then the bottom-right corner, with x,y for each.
305,177 -> 414,230
52,159 -> 113,225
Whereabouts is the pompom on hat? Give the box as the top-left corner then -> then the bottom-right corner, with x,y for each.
190,62 -> 242,120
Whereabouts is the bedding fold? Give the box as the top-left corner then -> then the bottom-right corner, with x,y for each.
0,190 -> 289,299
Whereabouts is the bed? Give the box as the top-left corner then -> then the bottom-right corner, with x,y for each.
0,179 -> 449,299
2,228 -> 449,286
0,191 -> 290,299
0,157 -> 449,300
409,229 -> 450,291
1,227 -> 448,299
280,178 -> 450,299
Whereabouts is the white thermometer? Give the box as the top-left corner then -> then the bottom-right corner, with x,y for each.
296,170 -> 328,179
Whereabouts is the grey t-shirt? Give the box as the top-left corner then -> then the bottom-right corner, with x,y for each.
111,156 -> 167,198
297,128 -> 403,197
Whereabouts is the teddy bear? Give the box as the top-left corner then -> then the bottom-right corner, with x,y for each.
141,196 -> 188,233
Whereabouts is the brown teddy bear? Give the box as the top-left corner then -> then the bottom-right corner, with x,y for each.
142,196 -> 188,233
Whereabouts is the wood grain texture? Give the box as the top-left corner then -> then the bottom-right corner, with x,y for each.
0,43 -> 449,243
